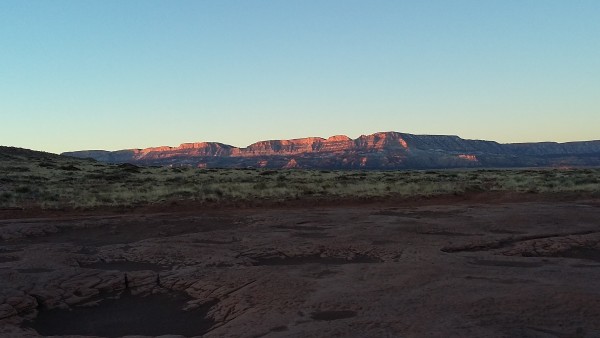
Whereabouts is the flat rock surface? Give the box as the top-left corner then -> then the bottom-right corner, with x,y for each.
1,196 -> 600,337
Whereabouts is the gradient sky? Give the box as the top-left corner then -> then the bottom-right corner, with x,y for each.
1,0 -> 599,153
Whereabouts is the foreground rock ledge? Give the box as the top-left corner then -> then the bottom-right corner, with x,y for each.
1,196 -> 600,337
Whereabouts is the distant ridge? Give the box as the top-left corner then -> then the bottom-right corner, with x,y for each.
0,146 -> 66,161
62,131 -> 600,169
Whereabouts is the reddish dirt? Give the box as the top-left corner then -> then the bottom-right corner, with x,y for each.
1,193 -> 600,337
2,191 -> 595,220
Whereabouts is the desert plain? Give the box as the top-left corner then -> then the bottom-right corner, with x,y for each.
1,148 -> 600,337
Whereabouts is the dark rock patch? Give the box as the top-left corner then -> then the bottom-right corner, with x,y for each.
417,230 -> 477,237
26,290 -> 216,337
252,254 -> 381,266
571,263 -> 600,268
274,225 -> 328,231
311,310 -> 357,321
292,232 -> 334,239
194,238 -> 239,245
75,246 -> 98,255
16,268 -> 53,273
552,247 -> 600,263
311,269 -> 339,278
489,229 -> 526,235
82,261 -> 170,272
463,276 -> 533,284
441,230 -> 598,253
270,325 -> 288,332
373,209 -> 463,218
371,240 -> 396,245
0,256 -> 18,263
469,259 -> 545,268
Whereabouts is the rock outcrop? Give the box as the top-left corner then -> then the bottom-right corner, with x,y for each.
62,131 -> 600,169
3,200 -> 600,337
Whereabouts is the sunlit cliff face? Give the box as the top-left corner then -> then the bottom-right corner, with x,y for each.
398,138 -> 408,148
326,135 -> 352,142
239,137 -> 327,156
61,133 -> 600,169
284,159 -> 299,169
457,154 -> 478,161
133,142 -> 233,160
127,132 -> 412,160
355,132 -> 409,150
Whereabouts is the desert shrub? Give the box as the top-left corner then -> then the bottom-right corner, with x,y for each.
0,192 -> 13,202
59,165 -> 81,171
15,186 -> 31,194
117,163 -> 140,173
259,170 -> 278,176
574,176 -> 599,185
253,182 -> 268,190
4,166 -> 31,172
166,176 -> 187,183
39,162 -> 57,168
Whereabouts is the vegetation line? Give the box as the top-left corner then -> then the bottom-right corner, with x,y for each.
1,149 -> 598,209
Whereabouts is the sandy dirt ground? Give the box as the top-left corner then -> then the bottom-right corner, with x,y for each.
1,194 -> 600,337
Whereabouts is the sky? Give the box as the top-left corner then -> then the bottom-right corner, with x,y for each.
1,0 -> 599,153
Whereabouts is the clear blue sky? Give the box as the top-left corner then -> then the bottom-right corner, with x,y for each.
1,0 -> 599,153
